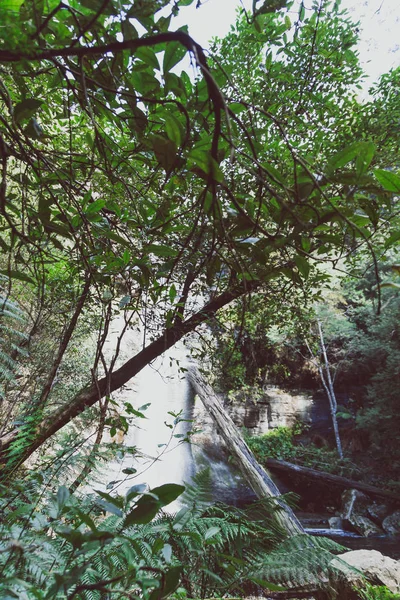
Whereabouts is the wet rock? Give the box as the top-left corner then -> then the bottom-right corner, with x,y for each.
333,549 -> 400,593
383,511 -> 400,536
329,516 -> 345,530
340,489 -> 370,520
349,515 -> 384,537
339,490 -> 385,536
368,501 -> 391,524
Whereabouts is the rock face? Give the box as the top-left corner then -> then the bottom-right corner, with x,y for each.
335,549 -> 400,593
225,386 -> 313,434
349,515 -> 384,537
383,511 -> 400,536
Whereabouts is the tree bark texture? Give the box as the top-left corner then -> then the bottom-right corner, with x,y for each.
187,365 -> 304,537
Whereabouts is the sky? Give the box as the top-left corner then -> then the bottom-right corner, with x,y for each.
171,0 -> 400,87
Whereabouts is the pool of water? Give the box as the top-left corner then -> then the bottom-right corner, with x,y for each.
306,527 -> 400,559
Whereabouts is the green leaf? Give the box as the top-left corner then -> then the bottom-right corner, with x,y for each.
384,231 -> 400,249
131,107 -> 148,134
355,141 -> 375,178
97,500 -> 123,517
57,486 -> 70,510
249,577 -> 285,591
204,526 -> 220,540
126,483 -> 147,503
86,198 -> 106,215
162,543 -> 172,563
262,163 -> 286,186
0,269 -> 34,284
123,496 -> 160,526
135,46 -> 159,69
163,42 -> 187,74
147,244 -> 177,257
169,284 -> 177,302
95,490 -> 124,508
151,483 -> 185,506
187,150 -> 224,183
161,566 -> 181,598
2,0 -> 25,11
294,255 -> 310,278
151,135 -> 177,171
229,102 -> 246,115
329,142 -> 365,170
374,169 -> 400,192
14,99 -> 43,124
122,467 -> 137,475
165,115 -> 182,146
121,18 -> 138,40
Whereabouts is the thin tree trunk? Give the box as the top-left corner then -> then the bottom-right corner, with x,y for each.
69,396 -> 108,494
36,276 -> 92,412
316,320 -> 343,459
304,322 -> 343,459
187,365 -> 304,537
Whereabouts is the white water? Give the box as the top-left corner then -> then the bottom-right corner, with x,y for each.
91,312 -> 253,507
94,312 -> 195,497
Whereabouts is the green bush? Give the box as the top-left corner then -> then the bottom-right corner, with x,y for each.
246,426 -> 298,462
246,426 -> 361,479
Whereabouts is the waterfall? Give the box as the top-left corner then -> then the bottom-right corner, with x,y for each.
95,313 -> 195,496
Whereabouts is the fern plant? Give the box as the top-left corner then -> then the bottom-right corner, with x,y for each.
0,468 -> 351,600
0,276 -> 28,402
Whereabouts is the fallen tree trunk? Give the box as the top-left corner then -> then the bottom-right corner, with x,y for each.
187,365 -> 304,537
265,458 -> 400,504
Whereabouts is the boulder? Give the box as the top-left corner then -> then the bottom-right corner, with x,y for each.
340,489 -> 370,520
339,489 -> 385,535
382,510 -> 400,536
349,515 -> 384,537
334,549 -> 400,593
368,501 -> 391,524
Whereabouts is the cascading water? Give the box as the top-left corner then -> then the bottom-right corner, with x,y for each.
94,312 -> 254,505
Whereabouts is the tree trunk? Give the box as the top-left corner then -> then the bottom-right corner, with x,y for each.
265,458 -> 400,503
317,320 -> 343,459
187,365 -> 304,537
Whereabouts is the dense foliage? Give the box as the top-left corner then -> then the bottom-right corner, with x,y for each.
0,0 -> 399,596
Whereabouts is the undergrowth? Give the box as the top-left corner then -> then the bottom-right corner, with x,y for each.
0,469 -> 350,599
359,584 -> 400,600
246,426 -> 364,479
